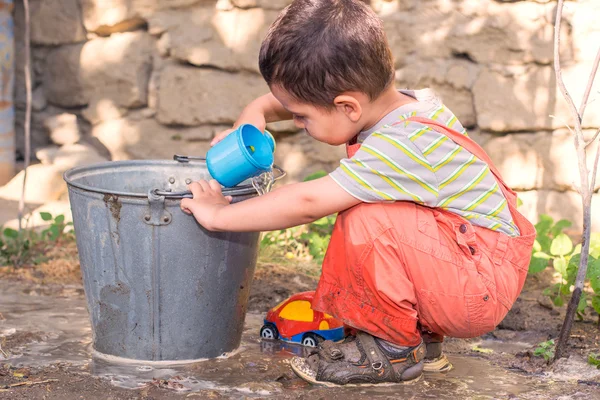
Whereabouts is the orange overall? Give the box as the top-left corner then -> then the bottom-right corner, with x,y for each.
313,117 -> 536,347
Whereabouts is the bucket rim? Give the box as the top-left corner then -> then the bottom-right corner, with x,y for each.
63,159 -> 261,198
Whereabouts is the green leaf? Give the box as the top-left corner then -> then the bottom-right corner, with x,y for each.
39,212 -> 53,221
54,215 -> 65,224
553,296 -> 564,307
550,219 -> 573,238
578,292 -> 587,313
590,270 -> 600,294
586,257 -> 600,294
553,257 -> 568,277
550,234 -> 573,257
533,251 -> 551,260
48,225 -> 60,240
3,228 -> 18,239
260,235 -> 272,247
560,282 -> 571,295
592,296 -> 600,315
590,233 -> 600,258
533,347 -> 545,356
535,214 -> 554,237
534,340 -> 555,362
303,170 -> 327,182
537,235 -> 552,254
567,254 -> 580,286
571,243 -> 582,257
588,353 -> 600,368
533,240 -> 542,252
543,283 -> 561,297
529,255 -> 549,274
312,216 -> 333,227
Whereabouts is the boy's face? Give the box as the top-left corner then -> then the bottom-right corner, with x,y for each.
271,86 -> 361,146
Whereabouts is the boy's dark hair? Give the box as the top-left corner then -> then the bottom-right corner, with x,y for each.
259,0 -> 394,108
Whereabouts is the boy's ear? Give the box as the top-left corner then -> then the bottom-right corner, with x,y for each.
333,94 -> 362,122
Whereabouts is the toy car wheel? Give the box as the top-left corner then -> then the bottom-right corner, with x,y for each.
301,333 -> 322,347
260,323 -> 279,340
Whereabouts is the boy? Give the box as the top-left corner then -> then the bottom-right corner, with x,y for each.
181,0 -> 535,387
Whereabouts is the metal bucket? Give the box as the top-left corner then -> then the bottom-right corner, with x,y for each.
64,159 -> 282,362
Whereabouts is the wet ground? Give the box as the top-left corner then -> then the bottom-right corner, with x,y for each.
1,282 -> 600,399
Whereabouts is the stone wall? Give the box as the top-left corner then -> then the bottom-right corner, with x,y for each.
9,0 -> 600,230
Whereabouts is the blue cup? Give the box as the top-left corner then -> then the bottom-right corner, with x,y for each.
206,124 -> 275,187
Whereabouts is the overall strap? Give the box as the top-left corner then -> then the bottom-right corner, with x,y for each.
346,142 -> 361,158
406,116 -> 516,203
407,117 -> 505,183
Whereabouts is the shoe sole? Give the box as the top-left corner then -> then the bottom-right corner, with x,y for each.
290,357 -> 423,388
423,355 -> 453,373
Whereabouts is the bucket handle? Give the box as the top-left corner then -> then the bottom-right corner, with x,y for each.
173,154 -> 206,163
153,163 -> 286,199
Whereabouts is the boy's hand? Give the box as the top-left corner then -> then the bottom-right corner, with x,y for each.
211,108 -> 267,146
180,180 -> 233,231
211,92 -> 292,146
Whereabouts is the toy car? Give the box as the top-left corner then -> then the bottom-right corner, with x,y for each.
260,291 -> 345,347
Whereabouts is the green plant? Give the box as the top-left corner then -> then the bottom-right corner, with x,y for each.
39,212 -> 72,241
260,170 -> 335,265
543,250 -> 600,322
588,353 -> 600,369
530,215 -> 578,307
260,214 -> 336,265
533,339 -> 555,362
0,227 -> 30,268
528,214 -> 600,323
529,214 -> 574,275
0,212 -> 73,268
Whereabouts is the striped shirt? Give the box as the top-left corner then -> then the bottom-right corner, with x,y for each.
330,89 -> 519,236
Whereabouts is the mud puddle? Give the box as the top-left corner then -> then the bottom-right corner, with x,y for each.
1,282 -> 599,399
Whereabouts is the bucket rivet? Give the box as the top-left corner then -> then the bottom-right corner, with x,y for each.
169,177 -> 175,184
162,216 -> 170,223
144,214 -> 151,221
185,178 -> 192,185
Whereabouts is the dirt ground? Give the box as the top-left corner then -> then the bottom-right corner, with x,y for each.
1,242 -> 600,399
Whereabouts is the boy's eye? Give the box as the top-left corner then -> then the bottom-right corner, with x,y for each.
293,114 -> 305,120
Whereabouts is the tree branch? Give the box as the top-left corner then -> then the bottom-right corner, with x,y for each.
590,139 -> 600,194
586,128 -> 600,150
17,0 -> 32,231
549,114 -> 576,137
579,46 -> 600,120
553,0 -> 595,362
553,0 -> 584,142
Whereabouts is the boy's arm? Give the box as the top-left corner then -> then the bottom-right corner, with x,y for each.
180,176 -> 361,232
258,92 -> 294,123
211,92 -> 293,145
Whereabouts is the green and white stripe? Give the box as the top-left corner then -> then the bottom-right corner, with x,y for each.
372,132 -> 433,172
352,159 -> 423,203
329,88 -> 520,236
362,144 -> 438,196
